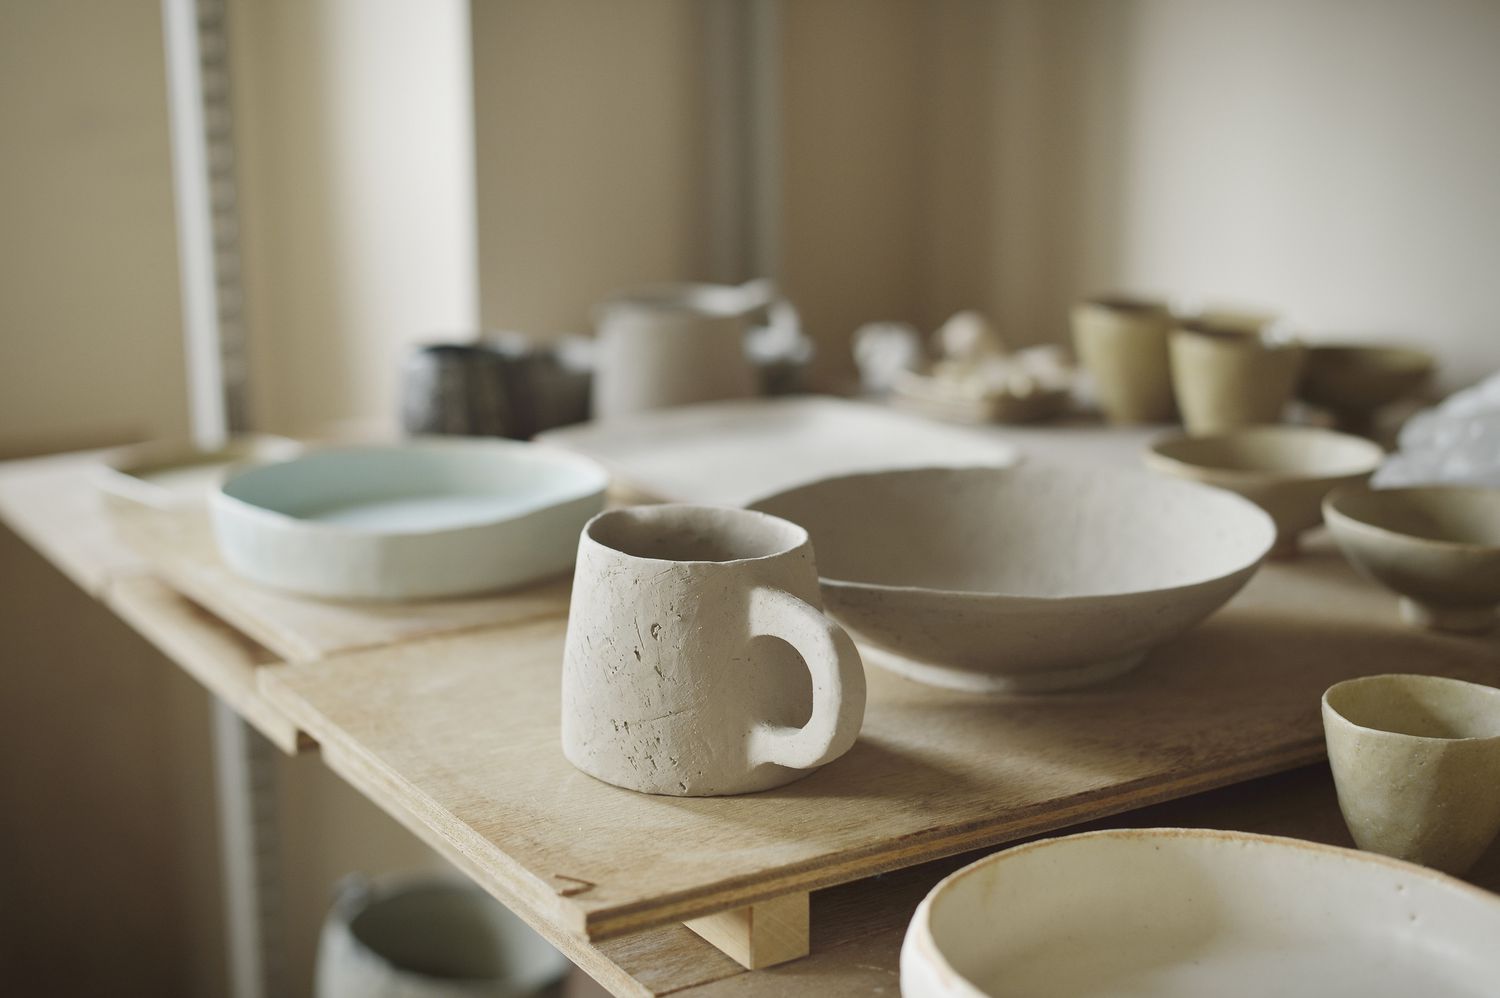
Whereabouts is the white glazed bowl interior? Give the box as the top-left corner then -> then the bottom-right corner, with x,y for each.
751,464 -> 1275,691
901,828 -> 1500,998
213,440 -> 608,600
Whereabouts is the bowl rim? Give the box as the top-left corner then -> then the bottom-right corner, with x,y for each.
213,438 -> 610,541
753,463 -> 1277,602
1323,483 -> 1500,555
904,826 -> 1500,997
1145,425 -> 1385,483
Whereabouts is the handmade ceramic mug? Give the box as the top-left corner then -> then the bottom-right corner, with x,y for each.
1170,319 -> 1306,435
1323,674 -> 1500,875
561,504 -> 866,796
1070,295 -> 1176,424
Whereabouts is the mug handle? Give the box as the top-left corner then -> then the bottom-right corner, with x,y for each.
745,587 -> 867,771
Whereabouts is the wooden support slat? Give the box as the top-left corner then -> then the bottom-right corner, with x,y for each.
685,893 -> 811,970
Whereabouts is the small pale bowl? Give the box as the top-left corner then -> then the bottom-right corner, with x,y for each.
1324,484 -> 1500,633
1299,344 -> 1434,431
1323,674 -> 1500,876
1145,426 -> 1384,559
751,463 -> 1274,693
901,828 -> 1500,998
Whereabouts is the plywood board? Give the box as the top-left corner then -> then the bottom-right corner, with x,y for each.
124,503 -> 573,663
259,538 -> 1500,944
106,577 -> 308,755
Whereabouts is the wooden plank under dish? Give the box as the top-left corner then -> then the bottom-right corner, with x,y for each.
258,537 -> 1500,944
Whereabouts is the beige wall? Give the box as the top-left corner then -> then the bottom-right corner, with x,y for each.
233,0 -> 479,435
0,0 -> 190,456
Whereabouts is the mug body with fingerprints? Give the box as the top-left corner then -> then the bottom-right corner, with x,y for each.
561,504 -> 866,796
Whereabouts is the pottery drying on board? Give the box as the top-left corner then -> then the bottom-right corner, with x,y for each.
1323,674 -> 1500,876
751,463 -> 1274,693
1145,426 -> 1384,558
538,396 -> 1020,506
561,505 -> 866,796
1323,484 -> 1500,633
592,280 -> 783,419
1299,344 -> 1435,433
1170,319 -> 1306,435
1070,295 -> 1176,424
212,439 -> 608,601
900,827 -> 1500,998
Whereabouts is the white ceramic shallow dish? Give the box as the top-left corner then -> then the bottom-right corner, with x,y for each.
212,439 -> 608,601
537,396 -> 1020,506
752,463 -> 1274,692
901,828 -> 1500,998
96,434 -> 303,512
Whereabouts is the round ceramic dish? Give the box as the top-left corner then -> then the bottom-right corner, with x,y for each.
212,440 -> 608,601
750,463 -> 1274,692
1145,426 -> 1384,558
1299,345 -> 1434,421
1324,484 -> 1500,633
901,827 -> 1500,998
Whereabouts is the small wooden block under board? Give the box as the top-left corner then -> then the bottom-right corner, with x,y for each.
685,893 -> 810,969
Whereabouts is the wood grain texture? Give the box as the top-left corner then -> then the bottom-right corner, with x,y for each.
105,577 -> 309,755
259,536 -> 1500,945
126,502 -> 574,663
685,894 -> 810,969
0,451 -> 148,596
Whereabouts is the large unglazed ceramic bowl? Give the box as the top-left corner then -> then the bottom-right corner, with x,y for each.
213,439 -> 608,600
1145,426 -> 1384,558
751,464 -> 1274,692
1324,484 -> 1500,633
901,828 -> 1500,998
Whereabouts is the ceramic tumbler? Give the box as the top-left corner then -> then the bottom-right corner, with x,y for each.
591,281 -> 772,420
1070,296 -> 1175,424
1170,320 -> 1306,435
561,504 -> 866,796
401,343 -> 515,438
1323,674 -> 1500,875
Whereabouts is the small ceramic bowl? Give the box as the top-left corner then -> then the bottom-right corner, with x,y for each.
901,828 -> 1500,998
751,463 -> 1274,693
1145,426 -> 1384,558
1323,674 -> 1500,875
1299,344 -> 1434,432
1324,484 -> 1500,633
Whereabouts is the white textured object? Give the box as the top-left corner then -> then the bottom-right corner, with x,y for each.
752,463 -> 1274,692
538,396 -> 1020,506
1375,371 -> 1500,487
561,505 -> 865,796
212,440 -> 607,601
901,828 -> 1500,998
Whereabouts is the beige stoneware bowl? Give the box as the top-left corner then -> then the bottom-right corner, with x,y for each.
901,828 -> 1500,998
1145,426 -> 1384,558
751,463 -> 1274,693
1299,344 -> 1434,430
1324,485 -> 1500,633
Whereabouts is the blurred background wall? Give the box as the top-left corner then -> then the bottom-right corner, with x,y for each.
1,1 -> 1499,995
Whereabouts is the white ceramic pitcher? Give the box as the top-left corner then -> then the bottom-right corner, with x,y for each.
592,279 -> 782,419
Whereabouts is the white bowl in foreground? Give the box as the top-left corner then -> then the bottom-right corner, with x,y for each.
751,464 -> 1274,692
212,439 -> 608,600
901,828 -> 1500,998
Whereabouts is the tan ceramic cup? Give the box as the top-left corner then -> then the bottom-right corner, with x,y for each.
562,504 -> 866,796
1323,674 -> 1500,875
1071,296 -> 1176,424
1170,320 -> 1306,435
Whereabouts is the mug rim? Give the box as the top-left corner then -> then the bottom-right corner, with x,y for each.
583,503 -> 810,566
1322,673 -> 1500,743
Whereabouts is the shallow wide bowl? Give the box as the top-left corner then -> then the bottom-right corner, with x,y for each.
1299,344 -> 1434,415
751,464 -> 1274,692
1146,426 -> 1384,558
901,828 -> 1500,998
1324,485 -> 1500,633
212,439 -> 608,600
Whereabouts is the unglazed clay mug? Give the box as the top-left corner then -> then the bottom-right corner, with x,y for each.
561,504 -> 866,796
1170,319 -> 1306,435
1323,674 -> 1500,875
1070,295 -> 1176,424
